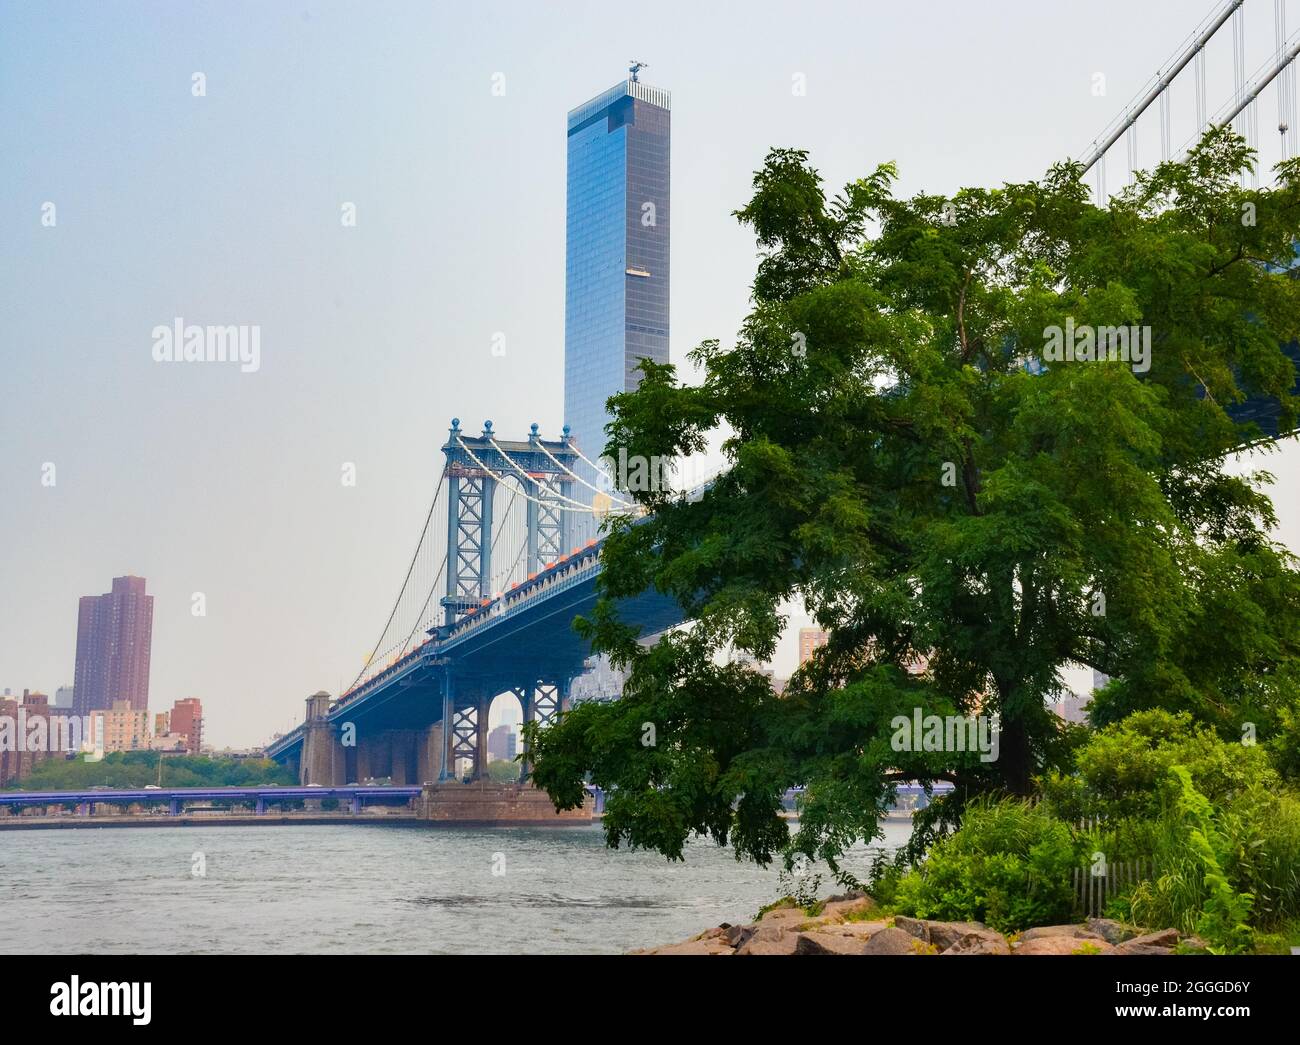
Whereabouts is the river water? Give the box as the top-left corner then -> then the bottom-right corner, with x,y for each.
0,819 -> 912,954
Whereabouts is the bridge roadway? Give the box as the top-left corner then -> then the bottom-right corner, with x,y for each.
264,535 -> 683,788
0,785 -> 421,815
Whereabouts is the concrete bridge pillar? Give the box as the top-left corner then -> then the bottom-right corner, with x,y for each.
417,723 -> 443,785
390,730 -> 418,785
300,691 -> 344,786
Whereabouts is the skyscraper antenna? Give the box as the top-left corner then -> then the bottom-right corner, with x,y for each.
629,60 -> 648,83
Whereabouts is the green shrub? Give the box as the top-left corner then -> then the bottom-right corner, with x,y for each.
892,797 -> 1083,932
1129,766 -> 1254,954
1039,709 -> 1279,823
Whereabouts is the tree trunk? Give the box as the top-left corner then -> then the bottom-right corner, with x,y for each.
998,715 -> 1033,796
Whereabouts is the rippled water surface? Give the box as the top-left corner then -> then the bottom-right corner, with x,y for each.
0,820 -> 911,954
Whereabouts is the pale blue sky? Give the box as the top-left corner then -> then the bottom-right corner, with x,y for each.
2,0 -> 1297,746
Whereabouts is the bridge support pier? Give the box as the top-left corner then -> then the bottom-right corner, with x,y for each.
390,730 -> 418,785
418,723 -> 442,785
301,691 -> 345,786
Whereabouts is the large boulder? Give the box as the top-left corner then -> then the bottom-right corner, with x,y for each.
863,927 -> 933,955
928,921 -> 989,951
830,920 -> 891,940
941,930 -> 1011,955
757,904 -> 812,930
795,930 -> 872,955
736,925 -> 800,955
1114,942 -> 1174,955
1085,918 -> 1139,944
1124,928 -> 1181,949
724,924 -> 754,948
892,916 -> 931,943
819,893 -> 876,922
1014,935 -> 1115,955
1019,924 -> 1106,942
638,937 -> 734,955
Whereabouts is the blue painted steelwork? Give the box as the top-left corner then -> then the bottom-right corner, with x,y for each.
266,531 -> 682,772
0,785 -> 419,813
440,419 -> 578,625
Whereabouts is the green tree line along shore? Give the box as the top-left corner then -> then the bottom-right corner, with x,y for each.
525,126 -> 1300,954
3,751 -> 295,791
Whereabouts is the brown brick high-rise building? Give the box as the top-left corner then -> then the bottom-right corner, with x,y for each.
72,576 -> 154,717
798,628 -> 829,665
168,698 -> 203,754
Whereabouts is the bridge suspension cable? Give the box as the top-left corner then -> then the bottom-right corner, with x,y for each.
348,470 -> 450,692
454,436 -> 599,514
483,434 -> 604,510
1080,0 -> 1245,176
529,435 -> 635,506
487,434 -> 633,509
1174,25 -> 1300,159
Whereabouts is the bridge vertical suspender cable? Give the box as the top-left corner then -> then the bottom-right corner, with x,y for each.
1079,0 -> 1245,177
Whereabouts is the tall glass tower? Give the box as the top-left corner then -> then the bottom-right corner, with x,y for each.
564,76 -> 671,476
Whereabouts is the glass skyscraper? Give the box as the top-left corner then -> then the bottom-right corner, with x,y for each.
564,78 -> 671,476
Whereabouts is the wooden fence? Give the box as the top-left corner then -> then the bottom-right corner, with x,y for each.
1072,858 -> 1151,918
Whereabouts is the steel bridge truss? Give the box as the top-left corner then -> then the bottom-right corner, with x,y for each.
440,419 -> 579,626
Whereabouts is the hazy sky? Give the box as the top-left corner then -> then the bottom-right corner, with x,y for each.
2,0 -> 1298,747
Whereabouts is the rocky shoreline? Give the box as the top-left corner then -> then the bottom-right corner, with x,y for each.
634,894 -> 1206,955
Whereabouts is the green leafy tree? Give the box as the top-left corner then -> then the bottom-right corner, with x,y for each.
485,758 -> 522,784
527,129 -> 1300,876
5,751 -> 294,791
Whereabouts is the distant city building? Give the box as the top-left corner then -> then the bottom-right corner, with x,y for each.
487,724 -> 517,763
564,74 -> 671,473
72,575 -> 154,717
0,690 -> 69,785
89,700 -> 150,753
53,685 -> 74,708
1093,669 -> 1111,691
568,655 -> 627,705
150,732 -> 189,752
1056,690 -> 1091,725
798,628 -> 829,665
167,698 -> 204,755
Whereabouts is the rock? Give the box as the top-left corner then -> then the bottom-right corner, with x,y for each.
893,916 -> 931,943
1124,928 -> 1181,949
640,937 -> 734,955
941,930 -> 1011,955
863,927 -> 932,955
757,904 -> 812,929
927,921 -> 990,951
795,930 -> 872,955
695,925 -> 729,941
1014,936 -> 1115,955
1086,918 -> 1139,944
724,924 -> 754,948
894,918 -> 991,950
819,894 -> 875,922
736,925 -> 800,955
1019,924 -> 1105,942
830,920 -> 891,939
1114,942 -> 1173,955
